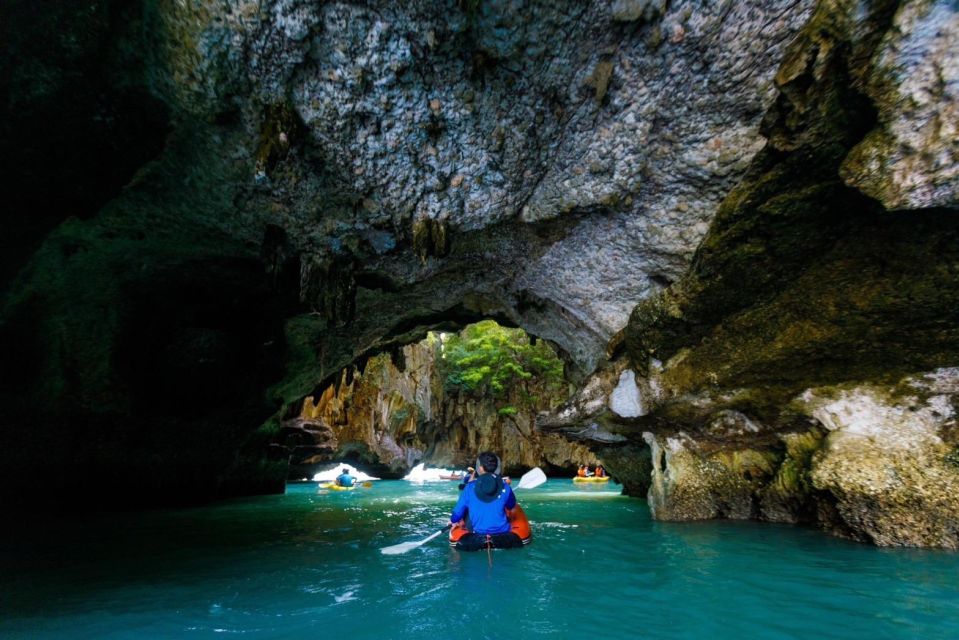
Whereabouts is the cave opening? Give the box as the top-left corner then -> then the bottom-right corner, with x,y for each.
275,318 -> 604,484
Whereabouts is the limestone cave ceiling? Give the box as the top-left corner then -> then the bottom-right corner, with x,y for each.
4,0 -> 820,372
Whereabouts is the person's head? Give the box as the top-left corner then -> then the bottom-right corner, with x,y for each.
474,454 -> 504,502
341,468 -> 349,474
476,451 -> 500,475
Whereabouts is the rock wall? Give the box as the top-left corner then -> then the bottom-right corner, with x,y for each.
538,0 -> 959,548
280,336 -> 595,478
637,372 -> 959,548
0,0 -> 819,507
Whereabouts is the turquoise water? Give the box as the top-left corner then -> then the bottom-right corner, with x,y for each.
2,480 -> 958,639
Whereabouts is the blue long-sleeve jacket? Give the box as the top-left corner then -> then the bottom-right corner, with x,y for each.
336,473 -> 355,487
450,475 -> 516,534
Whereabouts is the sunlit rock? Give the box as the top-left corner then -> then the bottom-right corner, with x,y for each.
609,370 -> 645,418
282,333 -> 595,478
801,371 -> 959,549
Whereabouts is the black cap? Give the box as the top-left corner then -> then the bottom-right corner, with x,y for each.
474,474 -> 503,503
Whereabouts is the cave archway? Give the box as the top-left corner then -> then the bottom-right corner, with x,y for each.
275,319 -> 601,482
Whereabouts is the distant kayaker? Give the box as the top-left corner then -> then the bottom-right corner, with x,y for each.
336,468 -> 356,488
594,464 -> 606,478
448,451 -> 524,550
577,464 -> 592,478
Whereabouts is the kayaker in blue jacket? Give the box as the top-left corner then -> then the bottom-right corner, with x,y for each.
448,451 -> 523,550
335,468 -> 355,488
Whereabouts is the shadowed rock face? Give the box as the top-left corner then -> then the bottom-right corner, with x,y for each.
0,0 -> 170,289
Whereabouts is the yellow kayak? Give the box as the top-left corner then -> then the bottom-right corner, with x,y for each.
319,482 -> 356,491
573,476 -> 610,483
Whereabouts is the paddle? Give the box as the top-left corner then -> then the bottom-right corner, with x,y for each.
380,466 -> 547,555
514,466 -> 546,490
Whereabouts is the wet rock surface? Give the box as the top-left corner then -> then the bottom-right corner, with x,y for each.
633,372 -> 959,549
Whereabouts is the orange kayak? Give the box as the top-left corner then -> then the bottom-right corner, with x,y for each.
449,504 -> 532,547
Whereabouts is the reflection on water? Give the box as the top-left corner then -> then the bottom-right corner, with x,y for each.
1,480 -> 957,639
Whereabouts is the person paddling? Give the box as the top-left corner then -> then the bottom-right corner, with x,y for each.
448,451 -> 524,550
335,467 -> 356,488
594,464 -> 606,478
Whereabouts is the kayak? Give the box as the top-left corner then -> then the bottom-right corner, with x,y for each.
573,476 -> 610,483
319,482 -> 355,491
438,474 -> 463,481
449,504 -> 532,550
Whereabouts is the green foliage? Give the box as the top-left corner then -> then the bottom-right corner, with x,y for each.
439,320 -> 566,413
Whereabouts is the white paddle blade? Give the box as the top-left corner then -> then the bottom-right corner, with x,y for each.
517,466 -> 547,490
380,527 -> 445,555
380,541 -> 422,555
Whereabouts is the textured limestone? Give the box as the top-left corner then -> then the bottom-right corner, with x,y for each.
625,369 -> 959,548
841,0 -> 959,210
608,0 -> 959,547
609,370 -> 645,418
3,0 -> 957,539
644,431 -> 781,521
801,373 -> 959,548
184,0 -> 815,373
0,0 -> 818,506
759,429 -> 825,524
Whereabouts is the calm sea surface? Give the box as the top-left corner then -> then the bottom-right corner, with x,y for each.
2,480 -> 957,639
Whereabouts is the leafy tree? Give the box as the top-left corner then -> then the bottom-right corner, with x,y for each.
438,320 -> 566,410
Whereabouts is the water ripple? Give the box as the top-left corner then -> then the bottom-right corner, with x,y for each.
1,481 -> 957,639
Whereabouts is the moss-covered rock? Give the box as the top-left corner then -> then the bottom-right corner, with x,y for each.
645,432 -> 782,521
802,376 -> 959,548
839,1 -> 959,210
759,428 -> 826,523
